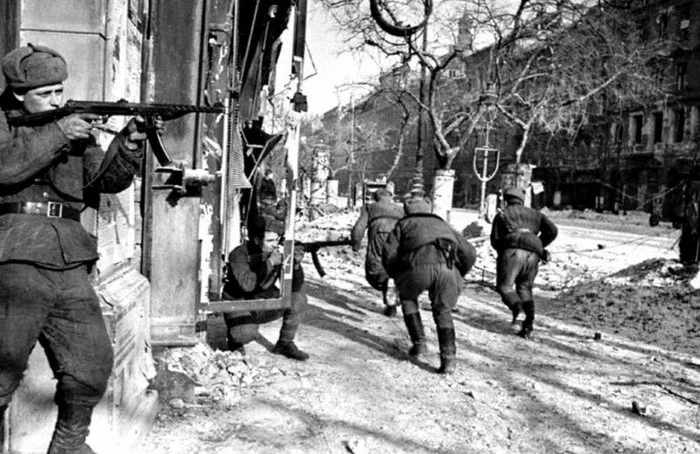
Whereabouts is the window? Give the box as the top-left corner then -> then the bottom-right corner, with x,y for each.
653,112 -> 663,144
653,65 -> 665,87
637,19 -> 649,43
679,6 -> 691,42
615,122 -> 623,147
675,109 -> 686,143
676,61 -> 688,91
632,115 -> 644,145
447,67 -> 463,79
658,13 -> 668,40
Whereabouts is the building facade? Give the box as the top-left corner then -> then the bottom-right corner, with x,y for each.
317,0 -> 700,218
600,0 -> 700,219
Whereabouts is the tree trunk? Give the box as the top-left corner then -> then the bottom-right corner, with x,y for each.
514,125 -> 531,165
431,169 -> 455,222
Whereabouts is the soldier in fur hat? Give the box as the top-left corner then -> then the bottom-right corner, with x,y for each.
0,43 -> 162,453
490,187 -> 558,338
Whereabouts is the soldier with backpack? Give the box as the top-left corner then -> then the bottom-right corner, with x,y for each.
383,196 -> 476,374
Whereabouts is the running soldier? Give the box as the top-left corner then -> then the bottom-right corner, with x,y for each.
383,196 -> 476,374
490,187 -> 558,338
351,188 -> 404,316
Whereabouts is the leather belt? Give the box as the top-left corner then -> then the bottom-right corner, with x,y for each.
0,202 -> 81,221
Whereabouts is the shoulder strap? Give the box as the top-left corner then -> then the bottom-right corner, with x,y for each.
402,212 -> 444,221
500,207 -> 520,234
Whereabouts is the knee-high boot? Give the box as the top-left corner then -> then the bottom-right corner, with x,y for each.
382,282 -> 397,317
403,313 -> 427,356
437,328 -> 456,374
500,291 -> 522,324
518,300 -> 535,338
47,404 -> 96,454
1,404 -> 6,453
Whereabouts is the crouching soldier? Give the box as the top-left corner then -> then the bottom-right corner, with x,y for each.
223,215 -> 309,361
351,188 -> 405,317
383,196 -> 476,374
490,187 -> 558,338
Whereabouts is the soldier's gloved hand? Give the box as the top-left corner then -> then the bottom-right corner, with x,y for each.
57,113 -> 102,141
125,116 -> 165,150
268,249 -> 283,267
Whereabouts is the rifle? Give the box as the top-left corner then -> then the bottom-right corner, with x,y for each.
8,100 -> 224,167
297,239 -> 354,277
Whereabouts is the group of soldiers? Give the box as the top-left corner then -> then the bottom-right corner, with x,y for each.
0,42 -> 558,453
225,181 -> 559,378
349,186 -> 558,371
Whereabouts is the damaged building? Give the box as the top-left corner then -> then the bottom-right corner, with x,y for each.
0,0 -> 305,452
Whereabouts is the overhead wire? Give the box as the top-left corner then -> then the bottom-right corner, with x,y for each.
595,179 -> 685,208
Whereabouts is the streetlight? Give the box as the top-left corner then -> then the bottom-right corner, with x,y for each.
473,84 -> 500,217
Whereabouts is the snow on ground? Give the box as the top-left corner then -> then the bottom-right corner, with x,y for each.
140,207 -> 700,454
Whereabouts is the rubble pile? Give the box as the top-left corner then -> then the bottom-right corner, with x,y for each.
537,250 -> 613,291
156,342 -> 282,406
458,218 -> 699,355
292,210 -> 698,356
294,209 -> 356,242
556,259 -> 700,340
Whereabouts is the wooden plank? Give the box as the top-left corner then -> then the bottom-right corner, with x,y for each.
201,297 -> 292,313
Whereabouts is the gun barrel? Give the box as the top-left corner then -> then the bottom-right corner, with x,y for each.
8,100 -> 225,126
68,100 -> 224,120
301,239 -> 354,249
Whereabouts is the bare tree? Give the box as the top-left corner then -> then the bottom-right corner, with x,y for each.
480,0 -> 665,163
318,0 -> 663,166
304,96 -> 399,197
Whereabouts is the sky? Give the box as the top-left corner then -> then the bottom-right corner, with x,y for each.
274,0 -> 523,115
274,1 -> 385,115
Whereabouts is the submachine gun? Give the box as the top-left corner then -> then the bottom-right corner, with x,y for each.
297,238 -> 354,277
8,99 -> 225,193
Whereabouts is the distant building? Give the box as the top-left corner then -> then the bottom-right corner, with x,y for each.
313,0 -> 700,216
598,0 -> 700,219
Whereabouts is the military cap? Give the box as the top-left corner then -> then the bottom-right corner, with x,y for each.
252,214 -> 285,237
2,43 -> 68,90
403,196 -> 432,214
372,188 -> 393,202
503,187 -> 526,202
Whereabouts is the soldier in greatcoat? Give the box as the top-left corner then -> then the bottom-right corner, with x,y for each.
351,188 -> 404,316
383,196 -> 476,374
0,43 -> 156,453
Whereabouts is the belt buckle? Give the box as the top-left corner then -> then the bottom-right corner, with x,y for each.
47,202 -> 63,218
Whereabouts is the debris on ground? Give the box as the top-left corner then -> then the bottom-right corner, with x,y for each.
136,209 -> 700,454
153,342 -> 283,408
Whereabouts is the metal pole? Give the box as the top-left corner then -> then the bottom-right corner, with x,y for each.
480,148 -> 488,215
281,0 -> 308,302
222,0 -> 240,257
473,145 -> 500,218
